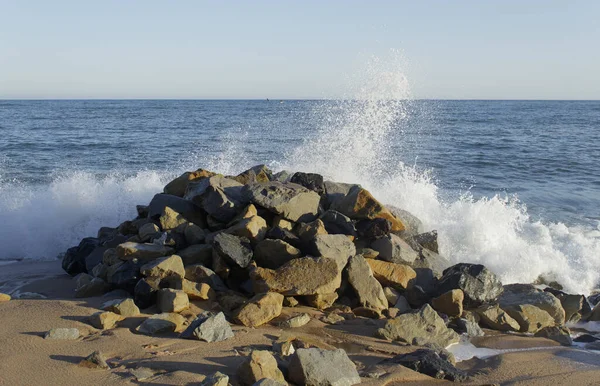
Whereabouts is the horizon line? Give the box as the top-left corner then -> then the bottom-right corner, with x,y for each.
2,98 -> 600,102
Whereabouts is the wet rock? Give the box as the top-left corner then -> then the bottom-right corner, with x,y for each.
431,289 -> 464,318
476,304 -> 520,332
157,289 -> 189,313
356,218 -> 392,239
136,313 -> 186,335
212,233 -> 253,268
62,237 -> 101,275
505,304 -> 555,333
237,350 -> 286,386
201,371 -> 229,386
89,311 -> 123,330
307,234 -> 356,270
319,210 -> 357,236
371,234 -> 418,265
184,175 -> 247,223
235,292 -> 284,327
116,242 -> 174,261
102,298 -> 140,316
366,259 -> 416,290
182,280 -> 215,300
178,244 -> 213,266
140,255 -> 185,279
44,328 -> 80,340
498,284 -> 565,325
376,304 -> 459,347
279,313 -> 311,328
386,206 -> 424,235
163,169 -> 215,197
584,341 -> 600,350
544,289 -> 586,323
290,172 -> 326,195
288,348 -> 361,386
251,257 -> 342,296
347,254 -> 388,311
574,334 -> 600,343
79,351 -> 109,369
304,293 -> 338,310
534,326 -> 573,346
223,215 -> 268,242
254,239 -> 302,269
453,318 -> 485,337
147,193 -> 207,228
379,348 -> 468,382
184,264 -> 228,292
411,231 -> 439,254
243,181 -> 321,222
437,263 -> 504,308
181,311 -> 234,342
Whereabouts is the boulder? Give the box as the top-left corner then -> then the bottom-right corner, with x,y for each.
256,241 -> 303,272
184,175 -> 247,223
265,226 -> 303,249
273,216 -> 294,231
136,313 -> 186,335
223,215 -> 268,242
411,231 -> 439,253
212,233 -> 253,268
498,284 -> 565,325
305,293 -> 338,310
356,218 -> 392,239
102,298 -> 140,316
453,318 -> 484,337
431,289 -> 464,318
243,181 -> 321,222
237,350 -> 286,386
279,313 -> 311,328
288,348 -> 361,386
116,242 -> 174,261
235,292 -> 283,327
290,172 -> 326,195
44,328 -> 80,340
140,255 -> 185,279
79,351 -> 109,370
147,193 -> 207,228
544,289 -> 586,323
232,165 -> 272,185
182,280 -> 215,300
106,260 -> 141,292
75,277 -> 108,298
330,185 -> 405,231
84,246 -> 109,273
505,304 -> 555,333
394,296 -> 412,314
134,278 -> 159,309
476,304 -> 520,332
319,210 -> 357,236
436,263 -> 503,308
307,234 -> 356,270
157,289 -> 189,313
200,371 -> 229,386
89,311 -> 123,330
376,305 -> 459,347
323,181 -> 358,207
252,379 -> 286,386
184,223 -> 206,245
386,206 -> 424,235
163,169 -> 215,197
589,302 -> 600,321
370,234 -> 418,265
366,259 -> 416,290
534,326 -> 573,346
251,257 -> 342,296
184,264 -> 228,292
296,219 -> 328,241
346,254 -> 388,312
383,287 -> 400,306
181,311 -> 234,342
62,237 -> 101,275
178,244 -> 213,266
159,206 -> 188,231
378,348 -> 468,382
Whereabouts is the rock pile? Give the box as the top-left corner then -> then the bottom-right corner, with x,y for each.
60,165 -> 598,383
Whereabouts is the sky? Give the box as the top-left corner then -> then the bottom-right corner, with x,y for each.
1,0 -> 599,99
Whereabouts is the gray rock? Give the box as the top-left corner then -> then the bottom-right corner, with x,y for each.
411,231 -> 439,253
319,210 -> 357,236
201,371 -> 229,386
323,181 -> 359,208
498,284 -> 565,325
378,348 -> 468,382
62,237 -> 101,276
243,181 -> 321,222
252,379 -> 287,386
147,193 -> 207,228
184,175 -> 248,223
75,277 -> 107,298
254,239 -> 302,269
237,350 -> 286,386
181,311 -> 234,342
279,313 -> 311,328
371,234 -> 418,265
178,244 -> 213,266
534,326 -> 573,346
453,318 -> 484,337
386,206 -> 424,235
356,218 -> 391,239
157,288 -> 189,313
476,304 -> 520,332
184,264 -> 228,292
346,254 -> 388,312
394,295 -> 412,313
134,277 -> 159,309
136,313 -> 186,335
288,348 -> 361,386
116,242 -> 174,261
437,263 -> 504,308
130,367 -> 155,382
44,328 -> 80,340
290,172 -> 326,195
212,233 -> 253,268
79,351 -> 109,369
307,234 -> 356,270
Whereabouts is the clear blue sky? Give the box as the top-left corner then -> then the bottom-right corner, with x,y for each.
1,0 -> 599,99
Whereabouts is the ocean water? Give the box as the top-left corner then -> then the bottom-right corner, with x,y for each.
1,94 -> 600,294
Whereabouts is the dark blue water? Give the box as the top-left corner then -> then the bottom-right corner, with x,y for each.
1,99 -> 599,293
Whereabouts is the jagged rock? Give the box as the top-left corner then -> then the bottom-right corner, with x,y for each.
106,260 -> 141,292
218,291 -> 248,312
371,234 -> 418,265
589,302 -> 600,321
44,328 -> 80,340
358,248 -> 379,259
296,219 -> 328,242
288,348 -> 361,386
320,312 -> 346,325
254,239 -> 302,269
376,305 -> 459,347
184,223 -> 206,245
387,206 -> 424,235
130,367 -> 155,382
290,172 -> 326,195
252,379 -> 286,386
284,296 -> 299,307
237,350 -> 286,386
178,244 -> 213,266
574,334 -> 600,343
280,313 -> 311,328
394,295 -> 412,313
272,170 -> 291,183
84,246 -> 109,273
243,181 -> 321,222
0,293 -> 11,302
182,280 -> 215,300
431,289 -> 464,317
91,263 -> 108,280
453,318 -> 484,337
134,278 -> 159,309
102,298 -> 140,316
212,233 -> 253,268
307,234 -> 356,270
534,326 -> 573,346
233,165 -> 272,185
184,175 -> 247,223
476,304 -> 520,332
136,313 -> 186,335
163,169 -> 215,197
147,193 -> 207,228
331,185 -> 405,231
305,293 -> 338,310
184,264 -> 228,292
159,206 -> 188,231
116,242 -> 174,261
62,237 -> 101,275
79,351 -> 109,369
251,257 -> 342,296
353,307 -> 382,319
356,218 -> 392,239
223,215 -> 268,242
498,284 -> 565,325
235,292 -> 283,327
102,248 -> 120,266
157,288 -> 189,313
414,249 -> 450,277
544,288 -> 586,323
378,348 -> 468,382
273,216 -> 294,231
265,226 -> 303,249
436,263 -> 503,308
411,231 -> 439,253
89,311 -> 123,330
383,287 -> 400,306
181,311 -> 234,342
140,255 -> 185,279
75,277 -> 108,298
201,371 -> 229,386
319,210 -> 357,236
505,304 -> 555,333
366,259 -> 416,290
347,254 -> 388,311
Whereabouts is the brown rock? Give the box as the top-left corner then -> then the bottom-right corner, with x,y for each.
431,289 -> 464,318
296,219 -> 328,241
89,311 -> 123,330
366,259 -> 416,289
236,350 -> 286,386
163,169 -> 215,197
476,304 -> 520,332
116,242 -> 174,261
140,255 -> 185,279
182,280 -> 215,300
347,254 -> 388,311
505,304 -> 555,333
157,289 -> 189,313
223,215 -> 268,242
0,293 -> 11,302
254,239 -> 302,269
235,292 -> 284,327
304,293 -> 338,310
159,206 -> 188,231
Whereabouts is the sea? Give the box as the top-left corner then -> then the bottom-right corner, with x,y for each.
1,96 -> 599,295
